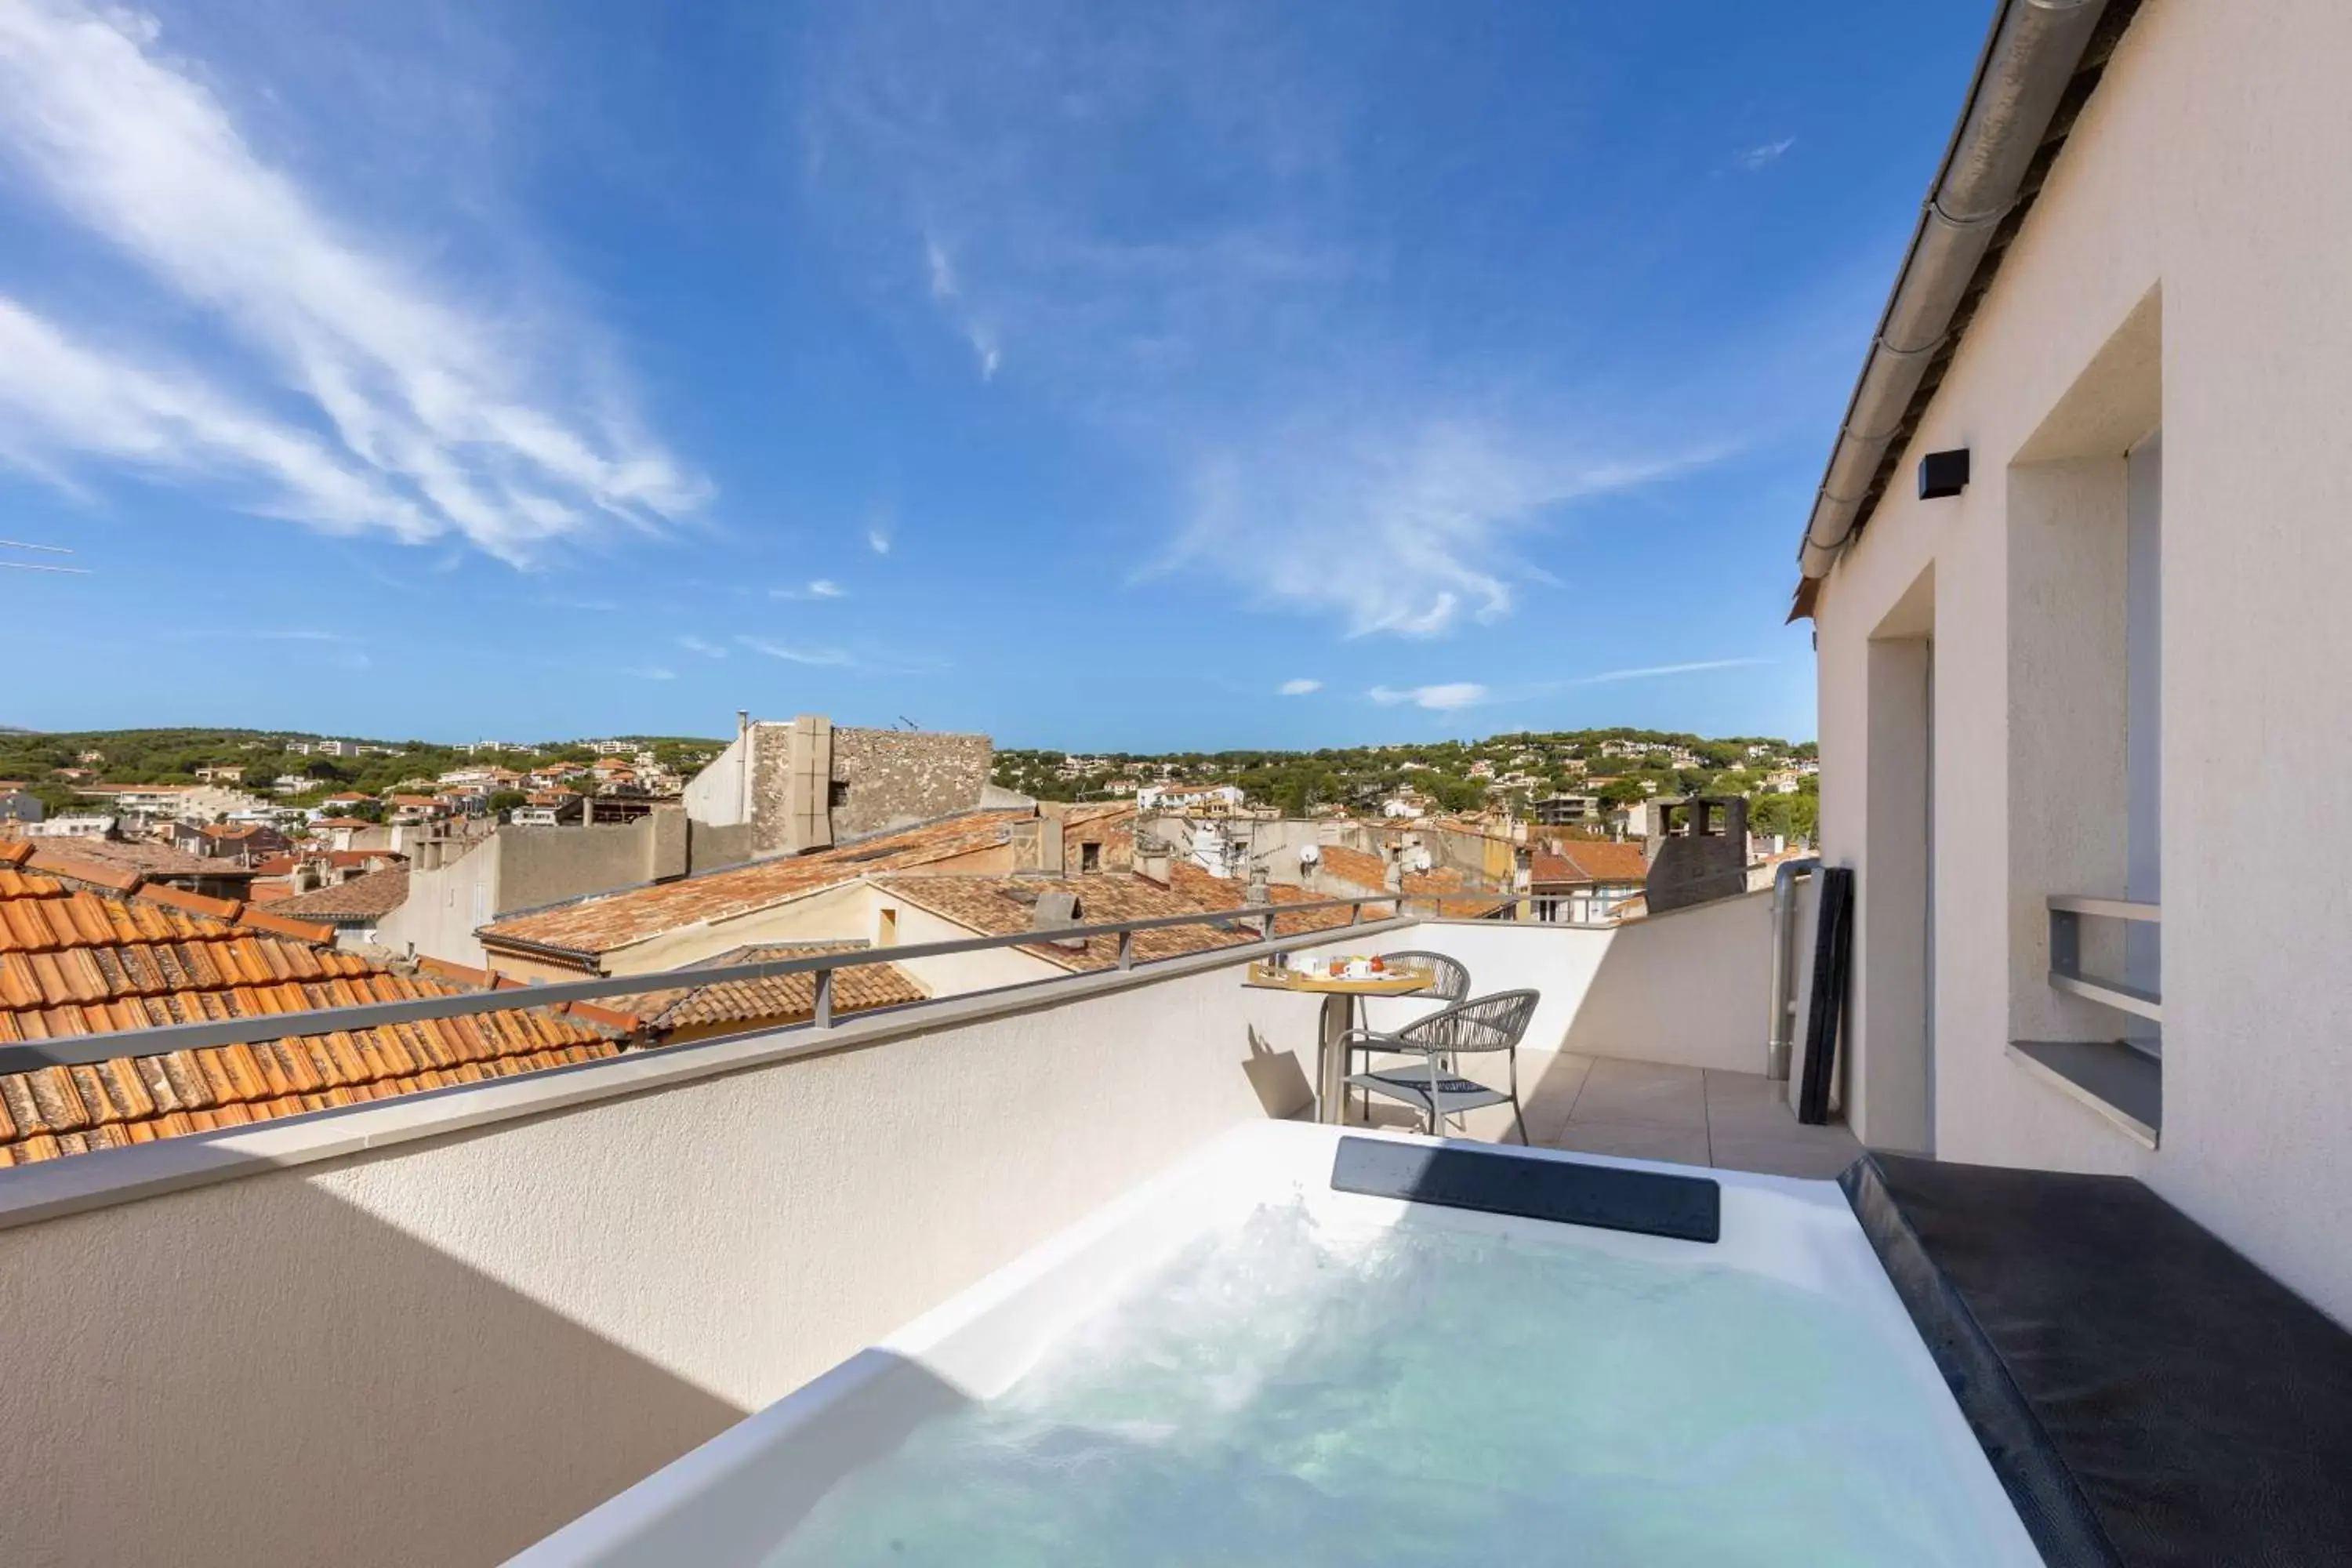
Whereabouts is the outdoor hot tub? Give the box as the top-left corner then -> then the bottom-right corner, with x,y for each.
510,1123 -> 2039,1566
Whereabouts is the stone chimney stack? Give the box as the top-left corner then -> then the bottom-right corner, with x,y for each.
1642,796 -> 1750,914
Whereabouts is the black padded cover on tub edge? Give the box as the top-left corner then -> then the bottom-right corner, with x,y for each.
1331,1136 -> 1719,1243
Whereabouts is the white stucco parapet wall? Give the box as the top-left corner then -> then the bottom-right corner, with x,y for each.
0,916 -> 1415,1236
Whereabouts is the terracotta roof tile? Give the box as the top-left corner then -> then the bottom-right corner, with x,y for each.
270,868 -> 410,922
235,909 -> 339,945
479,808 -> 1029,958
136,884 -> 245,921
1316,845 -> 1388,891
874,864 -> 1359,975
27,856 -> 142,894
24,838 -> 257,882
0,866 -> 619,1166
1530,838 -> 1650,887
604,942 -> 927,1036
1396,863 -> 1512,920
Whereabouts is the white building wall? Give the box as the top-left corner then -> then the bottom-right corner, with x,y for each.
1813,2 -> 2352,1319
0,947 -> 1374,1568
682,728 -> 750,826
375,836 -> 503,969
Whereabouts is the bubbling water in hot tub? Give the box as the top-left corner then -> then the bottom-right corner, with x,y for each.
767,1198 -> 2015,1566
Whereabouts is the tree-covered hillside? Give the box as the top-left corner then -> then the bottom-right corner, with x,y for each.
992,727 -> 1819,838
0,728 -> 724,816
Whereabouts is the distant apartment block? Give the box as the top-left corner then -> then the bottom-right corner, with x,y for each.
1134,783 -> 1246,815
1530,794 -> 1602,826
24,815 -> 114,838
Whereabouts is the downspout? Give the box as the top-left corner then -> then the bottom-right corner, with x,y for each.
1793,0 -> 2110,608
1766,857 -> 1821,1083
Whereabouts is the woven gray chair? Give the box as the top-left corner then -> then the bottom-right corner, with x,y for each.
1346,949 -> 1472,1120
1343,989 -> 1539,1143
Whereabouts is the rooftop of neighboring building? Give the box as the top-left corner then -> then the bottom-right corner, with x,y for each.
1530,839 -> 1650,887
479,808 -> 1035,960
1307,843 -> 1511,918
1315,844 -> 1388,891
270,867 -> 412,924
20,836 -> 258,884
874,862 -> 1361,973
0,841 -> 618,1166
601,941 -> 927,1040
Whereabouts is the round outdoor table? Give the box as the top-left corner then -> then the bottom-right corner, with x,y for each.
1242,960 -> 1437,1123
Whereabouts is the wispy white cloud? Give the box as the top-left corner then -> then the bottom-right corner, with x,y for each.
923,233 -> 1000,379
677,634 -> 728,659
1736,137 -> 1795,171
771,578 -> 848,601
1177,419 -> 1727,638
1569,657 -> 1766,685
0,0 -> 705,563
807,4 -> 1745,642
1368,682 -> 1488,712
0,299 -> 435,540
867,528 -> 892,555
738,636 -> 855,667
163,626 -> 358,644
625,665 -> 677,681
1277,677 -> 1322,696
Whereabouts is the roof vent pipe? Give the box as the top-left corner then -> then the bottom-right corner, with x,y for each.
1794,0 -> 2110,596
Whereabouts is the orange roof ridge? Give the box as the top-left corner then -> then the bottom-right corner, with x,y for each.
235,909 -> 340,945
559,1000 -> 646,1033
137,883 -> 245,921
416,955 -> 496,989
22,854 -> 144,894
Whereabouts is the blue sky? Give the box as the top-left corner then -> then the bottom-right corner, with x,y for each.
0,0 -> 1987,748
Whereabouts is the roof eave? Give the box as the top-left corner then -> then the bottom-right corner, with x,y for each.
1788,0 -> 2143,619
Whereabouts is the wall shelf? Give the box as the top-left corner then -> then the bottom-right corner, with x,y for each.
2009,1039 -> 2161,1148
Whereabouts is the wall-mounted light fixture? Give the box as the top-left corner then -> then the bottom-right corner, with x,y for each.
1918,448 -> 1970,499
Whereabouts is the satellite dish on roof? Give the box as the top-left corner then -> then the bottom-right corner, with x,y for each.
1298,843 -> 1322,868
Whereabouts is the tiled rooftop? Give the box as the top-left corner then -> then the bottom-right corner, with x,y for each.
0,843 -> 616,1165
604,941 -> 927,1037
270,867 -> 412,922
876,863 -> 1362,972
1529,838 -> 1648,887
1397,863 -> 1512,919
1305,844 -> 1509,916
481,808 -> 1033,959
21,837 -> 257,882
1313,844 -> 1388,891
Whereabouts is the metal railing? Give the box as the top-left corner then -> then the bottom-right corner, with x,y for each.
0,895 -> 1439,1076
2047,894 -> 2161,1025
